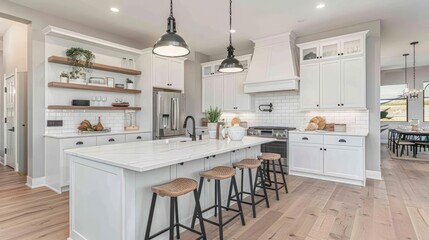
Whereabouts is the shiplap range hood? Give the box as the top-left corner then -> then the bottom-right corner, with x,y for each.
244,32 -> 300,93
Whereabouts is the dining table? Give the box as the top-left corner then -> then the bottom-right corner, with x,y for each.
389,128 -> 429,158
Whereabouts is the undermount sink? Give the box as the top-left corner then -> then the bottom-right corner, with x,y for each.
154,137 -> 193,144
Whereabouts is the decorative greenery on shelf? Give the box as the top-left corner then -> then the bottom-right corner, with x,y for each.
60,71 -> 69,78
205,106 -> 222,123
65,47 -> 95,74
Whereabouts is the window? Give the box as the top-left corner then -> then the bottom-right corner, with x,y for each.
424,82 -> 429,121
380,84 -> 408,122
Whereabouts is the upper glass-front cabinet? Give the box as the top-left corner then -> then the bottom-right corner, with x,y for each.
341,36 -> 364,57
320,41 -> 340,59
300,44 -> 319,62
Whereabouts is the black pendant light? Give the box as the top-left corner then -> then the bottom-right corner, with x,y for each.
407,41 -> 421,100
218,0 -> 244,73
153,0 -> 190,57
402,53 -> 410,97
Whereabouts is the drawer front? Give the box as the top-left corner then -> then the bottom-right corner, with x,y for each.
97,134 -> 126,145
289,133 -> 323,144
126,132 -> 152,142
324,135 -> 363,147
62,137 -> 97,149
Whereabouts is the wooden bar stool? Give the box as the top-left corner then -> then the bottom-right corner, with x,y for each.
258,153 -> 288,200
227,159 -> 270,218
191,166 -> 245,240
145,178 -> 206,240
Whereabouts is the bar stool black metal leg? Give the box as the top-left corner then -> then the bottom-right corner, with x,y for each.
226,175 -> 233,209
170,197 -> 175,240
271,161 -> 280,200
264,161 -> 272,187
191,177 -> 204,229
214,181 -> 218,217
248,168 -> 256,218
216,180 -> 224,240
258,166 -> 270,208
240,168 -> 244,201
174,197 -> 180,239
145,193 -> 157,240
232,176 -> 245,226
193,189 -> 207,240
278,159 -> 288,194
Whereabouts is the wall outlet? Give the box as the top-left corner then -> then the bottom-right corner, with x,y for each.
47,120 -> 63,127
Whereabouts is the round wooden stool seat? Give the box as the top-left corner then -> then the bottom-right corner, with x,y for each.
258,152 -> 281,161
200,166 -> 235,180
233,159 -> 261,169
151,178 -> 198,197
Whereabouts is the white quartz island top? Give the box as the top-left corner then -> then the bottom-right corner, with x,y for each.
289,130 -> 368,137
65,136 -> 274,172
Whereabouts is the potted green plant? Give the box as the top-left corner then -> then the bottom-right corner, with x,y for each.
205,106 -> 222,131
59,71 -> 69,83
65,47 -> 95,74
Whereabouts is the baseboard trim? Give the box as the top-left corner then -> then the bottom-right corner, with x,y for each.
380,139 -> 388,144
0,156 -> 4,166
26,176 -> 46,189
366,170 -> 382,180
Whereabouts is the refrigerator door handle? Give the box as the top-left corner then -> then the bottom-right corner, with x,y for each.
171,98 -> 178,131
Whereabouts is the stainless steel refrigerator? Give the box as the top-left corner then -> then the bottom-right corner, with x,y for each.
153,91 -> 186,139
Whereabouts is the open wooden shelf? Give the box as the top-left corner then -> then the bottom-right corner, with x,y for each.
48,56 -> 142,75
48,82 -> 141,94
47,105 -> 141,111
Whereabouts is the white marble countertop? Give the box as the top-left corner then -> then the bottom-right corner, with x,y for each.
65,136 -> 274,172
289,130 -> 368,137
44,130 -> 152,139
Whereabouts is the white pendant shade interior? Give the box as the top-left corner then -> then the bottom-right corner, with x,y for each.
153,0 -> 190,57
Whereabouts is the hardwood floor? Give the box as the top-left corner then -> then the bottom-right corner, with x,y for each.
1,146 -> 429,239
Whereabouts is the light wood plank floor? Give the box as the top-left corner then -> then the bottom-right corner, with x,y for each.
1,146 -> 429,240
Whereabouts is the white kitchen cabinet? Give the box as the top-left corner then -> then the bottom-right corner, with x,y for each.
45,132 -> 152,193
320,60 -> 341,108
45,136 -> 97,193
202,75 -> 224,112
289,132 -> 366,186
300,63 -> 320,109
298,31 -> 368,110
125,132 -> 152,142
153,56 -> 185,91
223,73 -> 252,112
202,55 -> 253,113
341,57 -> 366,108
289,142 -> 324,174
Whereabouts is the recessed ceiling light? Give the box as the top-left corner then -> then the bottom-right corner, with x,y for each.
230,29 -> 236,33
110,7 -> 119,13
316,3 -> 325,9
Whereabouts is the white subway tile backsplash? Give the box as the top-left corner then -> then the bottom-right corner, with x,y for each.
45,110 -> 125,134
221,91 -> 369,133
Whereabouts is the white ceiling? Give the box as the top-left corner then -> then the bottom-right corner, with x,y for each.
8,0 -> 429,69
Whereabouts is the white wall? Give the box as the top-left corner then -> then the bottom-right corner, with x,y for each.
0,1 -> 144,180
3,22 -> 27,74
380,65 -> 429,142
184,51 -> 209,126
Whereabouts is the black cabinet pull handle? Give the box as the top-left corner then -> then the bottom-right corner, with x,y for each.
324,148 -> 327,151
320,148 -> 323,150
136,136 -> 142,140
212,155 -> 216,158
338,53 -> 340,56
341,104 -> 344,106
316,104 -> 319,107
302,137 -> 309,140
179,162 -> 184,166
76,141 -> 83,145
108,138 -> 115,142
339,139 -> 347,143
337,104 -> 340,106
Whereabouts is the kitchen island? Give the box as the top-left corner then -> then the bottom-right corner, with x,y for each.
65,136 -> 274,240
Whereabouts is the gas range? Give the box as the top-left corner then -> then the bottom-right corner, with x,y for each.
247,126 -> 296,140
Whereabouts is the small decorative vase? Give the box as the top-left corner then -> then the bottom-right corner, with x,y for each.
60,77 -> 68,83
95,117 -> 104,131
208,122 -> 217,131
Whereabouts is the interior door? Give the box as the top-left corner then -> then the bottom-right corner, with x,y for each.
4,73 -> 18,170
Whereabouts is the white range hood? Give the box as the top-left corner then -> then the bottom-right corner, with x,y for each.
244,32 -> 300,93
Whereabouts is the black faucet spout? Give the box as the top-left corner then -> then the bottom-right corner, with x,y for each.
184,116 -> 197,141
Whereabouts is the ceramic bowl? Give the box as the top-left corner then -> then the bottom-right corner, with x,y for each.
227,124 -> 245,141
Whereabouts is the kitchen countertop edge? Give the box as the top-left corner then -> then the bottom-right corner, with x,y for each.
289,130 -> 368,137
44,130 -> 152,139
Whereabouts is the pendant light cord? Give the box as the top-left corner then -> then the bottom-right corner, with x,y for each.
229,0 -> 232,46
413,43 -> 416,88
405,54 -> 407,84
170,0 -> 173,17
